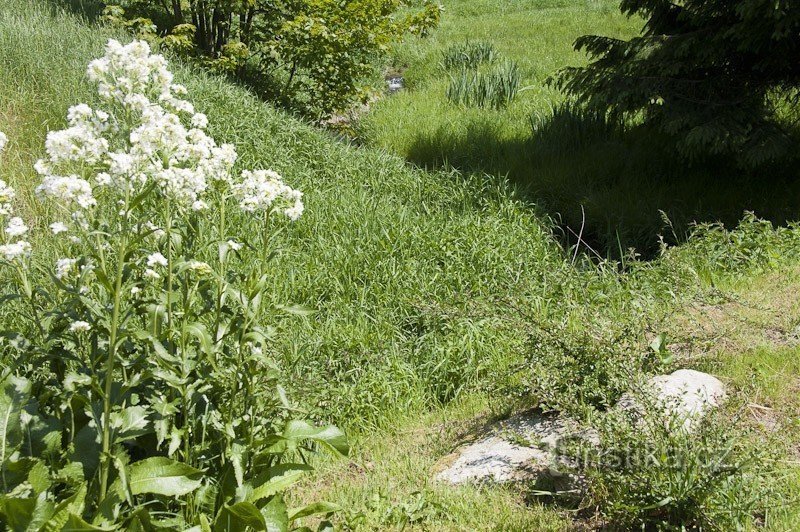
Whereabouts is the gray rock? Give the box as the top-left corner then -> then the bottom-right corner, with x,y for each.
435,370 -> 725,488
435,411 -> 586,490
618,369 -> 726,429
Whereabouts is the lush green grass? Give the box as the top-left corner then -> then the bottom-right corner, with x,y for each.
2,0 -> 800,529
362,0 -> 800,256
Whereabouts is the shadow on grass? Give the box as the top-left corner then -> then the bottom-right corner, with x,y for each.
406,106 -> 800,258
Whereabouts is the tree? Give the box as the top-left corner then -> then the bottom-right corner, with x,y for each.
554,0 -> 800,165
102,0 -> 441,117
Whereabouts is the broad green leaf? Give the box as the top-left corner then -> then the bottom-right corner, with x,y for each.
0,375 -> 31,465
61,513 -> 110,531
109,405 -> 150,441
246,464 -> 312,504
282,420 -> 349,456
127,457 -> 203,497
261,495 -> 289,532
125,507 -> 153,532
214,501 -> 266,532
39,483 -> 87,532
27,460 -> 50,495
0,495 -> 36,531
228,442 -> 245,488
288,501 -> 340,521
70,424 -> 101,479
23,411 -> 62,458
187,322 -> 214,356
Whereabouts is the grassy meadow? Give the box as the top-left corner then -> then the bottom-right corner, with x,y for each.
1,0 -> 800,529
362,0 -> 800,256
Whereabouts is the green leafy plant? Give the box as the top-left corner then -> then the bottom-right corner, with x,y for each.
0,39 -> 346,529
553,0 -> 800,166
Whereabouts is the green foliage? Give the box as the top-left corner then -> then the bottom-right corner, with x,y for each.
445,60 -> 520,109
525,324 -> 661,417
554,0 -> 800,166
98,0 -> 442,117
574,406 -> 777,530
441,41 -> 496,70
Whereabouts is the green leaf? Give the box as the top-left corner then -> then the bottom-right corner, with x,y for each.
61,513 -> 110,531
228,442 -> 246,488
0,495 -> 36,531
27,460 -> 51,495
70,424 -> 101,480
22,406 -> 62,459
0,374 -> 31,465
247,464 -> 312,504
126,457 -> 203,497
39,483 -> 87,532
262,495 -> 289,532
109,405 -> 150,441
282,421 -> 349,456
187,322 -> 214,356
288,501 -> 340,521
214,501 -> 266,532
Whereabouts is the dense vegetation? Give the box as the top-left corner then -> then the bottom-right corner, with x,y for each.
1,0 -> 799,529
97,0 -> 441,116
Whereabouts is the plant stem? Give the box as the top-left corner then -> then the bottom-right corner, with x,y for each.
99,231 -> 127,501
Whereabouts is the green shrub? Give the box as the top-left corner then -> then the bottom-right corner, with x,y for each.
446,60 -> 520,109
0,39 -> 346,529
574,406 -> 777,530
441,41 -> 497,70
525,324 -> 662,417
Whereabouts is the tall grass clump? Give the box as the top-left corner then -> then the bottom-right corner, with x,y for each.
441,40 -> 497,70
446,61 -> 520,109
0,39 -> 347,529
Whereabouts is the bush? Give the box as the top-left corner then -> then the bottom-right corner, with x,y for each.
525,323 -> 662,417
446,60 -> 520,109
99,0 -> 442,117
0,39 -> 346,529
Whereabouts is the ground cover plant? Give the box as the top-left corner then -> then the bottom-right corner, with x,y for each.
2,0 -> 800,530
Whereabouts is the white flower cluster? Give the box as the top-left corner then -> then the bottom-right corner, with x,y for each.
0,132 -> 32,263
233,169 -> 304,220
35,39 -> 240,220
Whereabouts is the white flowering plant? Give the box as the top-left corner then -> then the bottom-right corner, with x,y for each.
0,40 -> 345,529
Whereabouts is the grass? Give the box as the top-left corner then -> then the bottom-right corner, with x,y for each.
361,0 -> 800,256
445,60 -> 520,109
292,395 -> 573,531
2,0 -> 800,529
